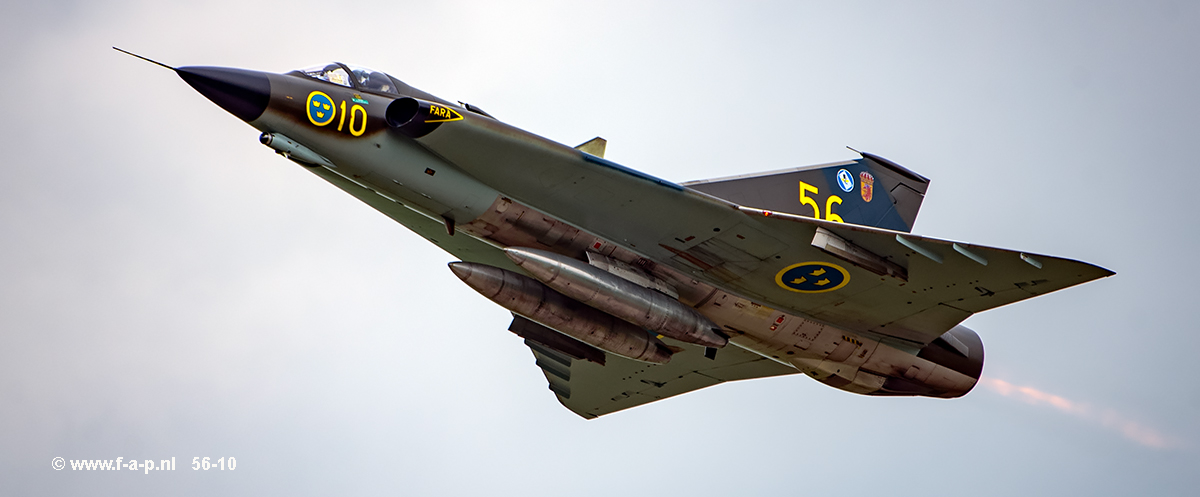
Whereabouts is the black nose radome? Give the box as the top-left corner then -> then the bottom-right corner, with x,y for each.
177,66 -> 271,122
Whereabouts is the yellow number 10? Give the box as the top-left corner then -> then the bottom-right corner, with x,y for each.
331,100 -> 368,137
798,181 -> 844,223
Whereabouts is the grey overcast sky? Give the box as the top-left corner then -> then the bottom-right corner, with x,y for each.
1,1 -> 1197,495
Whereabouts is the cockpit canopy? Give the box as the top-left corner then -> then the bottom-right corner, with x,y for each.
297,63 -> 402,95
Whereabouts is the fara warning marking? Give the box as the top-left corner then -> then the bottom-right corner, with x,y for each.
426,104 -> 463,123
775,262 -> 850,293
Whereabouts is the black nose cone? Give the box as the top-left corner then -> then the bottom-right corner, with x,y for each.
177,66 -> 271,122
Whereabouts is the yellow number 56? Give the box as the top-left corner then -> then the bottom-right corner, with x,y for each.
799,181 -> 844,223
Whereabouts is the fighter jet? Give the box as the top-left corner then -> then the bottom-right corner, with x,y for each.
125,50 -> 1113,418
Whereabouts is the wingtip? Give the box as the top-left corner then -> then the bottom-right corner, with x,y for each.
1086,261 -> 1116,278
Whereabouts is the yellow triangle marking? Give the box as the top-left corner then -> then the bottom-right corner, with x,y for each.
810,268 -> 826,276
791,277 -> 807,284
816,278 -> 831,286
425,106 -> 464,123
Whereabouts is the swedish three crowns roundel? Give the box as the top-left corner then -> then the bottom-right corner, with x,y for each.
775,262 -> 850,293
307,91 -> 336,126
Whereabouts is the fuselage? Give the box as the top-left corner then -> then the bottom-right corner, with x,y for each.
176,62 -> 983,398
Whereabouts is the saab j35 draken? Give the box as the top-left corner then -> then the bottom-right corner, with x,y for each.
121,49 -> 1112,418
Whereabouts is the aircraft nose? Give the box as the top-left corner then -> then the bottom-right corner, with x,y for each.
176,66 -> 271,122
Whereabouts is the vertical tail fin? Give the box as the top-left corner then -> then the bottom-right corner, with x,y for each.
683,151 -> 929,232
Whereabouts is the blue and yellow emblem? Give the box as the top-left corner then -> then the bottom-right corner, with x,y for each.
836,169 -> 855,192
306,91 -> 336,126
775,261 -> 850,293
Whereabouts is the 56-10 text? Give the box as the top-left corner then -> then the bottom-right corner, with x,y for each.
192,456 -> 237,471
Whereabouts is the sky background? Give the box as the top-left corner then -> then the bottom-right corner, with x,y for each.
2,1 -> 1197,495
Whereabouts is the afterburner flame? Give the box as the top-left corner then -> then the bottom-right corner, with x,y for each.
980,377 -> 1174,449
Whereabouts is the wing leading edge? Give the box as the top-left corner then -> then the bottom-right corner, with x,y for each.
393,115 -> 1110,347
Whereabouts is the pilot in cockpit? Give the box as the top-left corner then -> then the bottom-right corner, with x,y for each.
299,62 -> 400,95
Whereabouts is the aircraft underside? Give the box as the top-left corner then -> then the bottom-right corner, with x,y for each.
135,55 -> 1110,418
